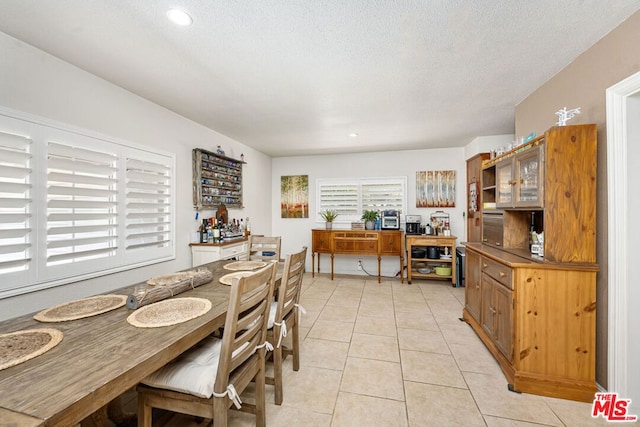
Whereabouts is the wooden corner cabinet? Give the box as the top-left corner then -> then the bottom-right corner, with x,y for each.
192,148 -> 245,209
463,124 -> 598,402
311,229 -> 404,283
466,152 -> 490,242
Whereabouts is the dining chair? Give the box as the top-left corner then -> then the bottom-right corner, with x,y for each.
248,235 -> 282,262
265,246 -> 307,405
136,262 -> 277,427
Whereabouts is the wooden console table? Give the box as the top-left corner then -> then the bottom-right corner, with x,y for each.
311,229 -> 404,283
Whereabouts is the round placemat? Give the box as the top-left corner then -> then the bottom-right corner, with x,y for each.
33,295 -> 128,322
126,297 -> 212,328
223,260 -> 267,271
219,271 -> 255,285
0,328 -> 63,371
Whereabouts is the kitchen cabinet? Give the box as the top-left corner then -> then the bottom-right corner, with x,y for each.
463,124 -> 598,403
464,249 -> 482,322
406,235 -> 457,285
311,229 -> 404,283
480,259 -> 513,361
481,124 -> 597,264
189,239 -> 249,267
466,152 -> 490,242
192,148 -> 245,209
463,244 -> 597,402
495,143 -> 544,209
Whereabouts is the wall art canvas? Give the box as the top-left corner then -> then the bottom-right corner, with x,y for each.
416,170 -> 456,208
281,175 -> 309,218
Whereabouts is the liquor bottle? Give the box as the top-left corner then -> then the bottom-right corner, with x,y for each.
200,219 -> 208,243
529,212 -> 536,250
240,218 -> 245,236
213,218 -> 221,243
245,217 -> 251,236
206,218 -> 213,243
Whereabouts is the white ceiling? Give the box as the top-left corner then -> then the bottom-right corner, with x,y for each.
1,1 -> 639,157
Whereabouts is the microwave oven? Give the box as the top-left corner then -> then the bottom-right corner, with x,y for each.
381,210 -> 400,230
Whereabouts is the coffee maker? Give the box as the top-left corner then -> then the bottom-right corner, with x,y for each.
405,215 -> 421,235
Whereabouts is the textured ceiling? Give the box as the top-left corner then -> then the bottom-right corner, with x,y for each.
1,1 -> 639,157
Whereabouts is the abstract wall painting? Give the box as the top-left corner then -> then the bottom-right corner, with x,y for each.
280,175 -> 309,218
416,170 -> 456,208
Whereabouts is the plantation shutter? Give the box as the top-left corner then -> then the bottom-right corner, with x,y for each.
0,131 -> 32,275
361,179 -> 405,212
46,142 -> 118,265
317,177 -> 407,222
125,157 -> 172,251
318,181 -> 358,217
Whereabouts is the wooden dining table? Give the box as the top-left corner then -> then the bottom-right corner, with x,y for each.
0,260 -> 281,426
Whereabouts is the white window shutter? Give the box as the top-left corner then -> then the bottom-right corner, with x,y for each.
0,131 -> 32,275
46,142 -> 118,265
125,157 -> 172,251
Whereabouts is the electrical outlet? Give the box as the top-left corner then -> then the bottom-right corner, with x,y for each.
357,260 -> 362,270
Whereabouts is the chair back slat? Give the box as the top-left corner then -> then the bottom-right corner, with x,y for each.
249,235 -> 282,261
214,262 -> 276,394
274,247 -> 307,325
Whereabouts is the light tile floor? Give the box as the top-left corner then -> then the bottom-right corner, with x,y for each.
125,273 -> 611,426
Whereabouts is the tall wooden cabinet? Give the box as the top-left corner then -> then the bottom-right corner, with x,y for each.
466,153 -> 490,242
463,124 -> 598,402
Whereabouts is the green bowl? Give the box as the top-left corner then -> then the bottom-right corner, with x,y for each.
434,265 -> 452,276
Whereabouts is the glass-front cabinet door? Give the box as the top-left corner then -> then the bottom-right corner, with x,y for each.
514,145 -> 544,208
495,160 -> 514,208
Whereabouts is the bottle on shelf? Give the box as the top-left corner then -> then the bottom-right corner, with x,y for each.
200,218 -> 208,243
529,212 -> 536,250
206,218 -> 213,243
213,218 -> 221,243
245,217 -> 251,236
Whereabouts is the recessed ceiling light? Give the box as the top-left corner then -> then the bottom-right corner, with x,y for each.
166,9 -> 193,26
348,133 -> 359,138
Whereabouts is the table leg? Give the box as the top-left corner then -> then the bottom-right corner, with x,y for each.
330,254 -> 334,280
377,256 -> 381,283
312,252 -> 315,277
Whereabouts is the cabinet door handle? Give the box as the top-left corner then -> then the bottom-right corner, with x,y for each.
509,179 -> 517,185
499,271 -> 507,277
483,238 -> 488,242
482,263 -> 488,268
495,242 -> 501,246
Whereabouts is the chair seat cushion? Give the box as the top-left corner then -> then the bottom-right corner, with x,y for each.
142,336 -> 247,398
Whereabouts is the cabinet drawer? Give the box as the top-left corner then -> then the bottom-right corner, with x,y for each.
481,257 -> 512,289
334,240 -> 378,254
221,242 -> 248,259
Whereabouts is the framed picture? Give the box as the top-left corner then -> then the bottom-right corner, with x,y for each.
280,175 -> 309,218
416,170 -> 456,208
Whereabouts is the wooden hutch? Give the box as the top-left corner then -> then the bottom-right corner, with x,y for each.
462,124 -> 598,402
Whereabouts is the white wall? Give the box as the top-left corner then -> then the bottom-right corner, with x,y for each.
272,148 -> 466,277
464,134 -> 514,160
0,32 -> 272,320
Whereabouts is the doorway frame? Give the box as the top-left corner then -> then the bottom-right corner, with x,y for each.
605,70 -> 640,395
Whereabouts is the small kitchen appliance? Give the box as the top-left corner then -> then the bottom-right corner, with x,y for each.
381,209 -> 400,230
405,215 -> 421,235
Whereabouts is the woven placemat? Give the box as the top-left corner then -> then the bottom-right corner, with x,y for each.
0,328 -> 63,371
219,271 -> 255,286
126,297 -> 212,328
223,260 -> 267,271
34,295 -> 128,322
